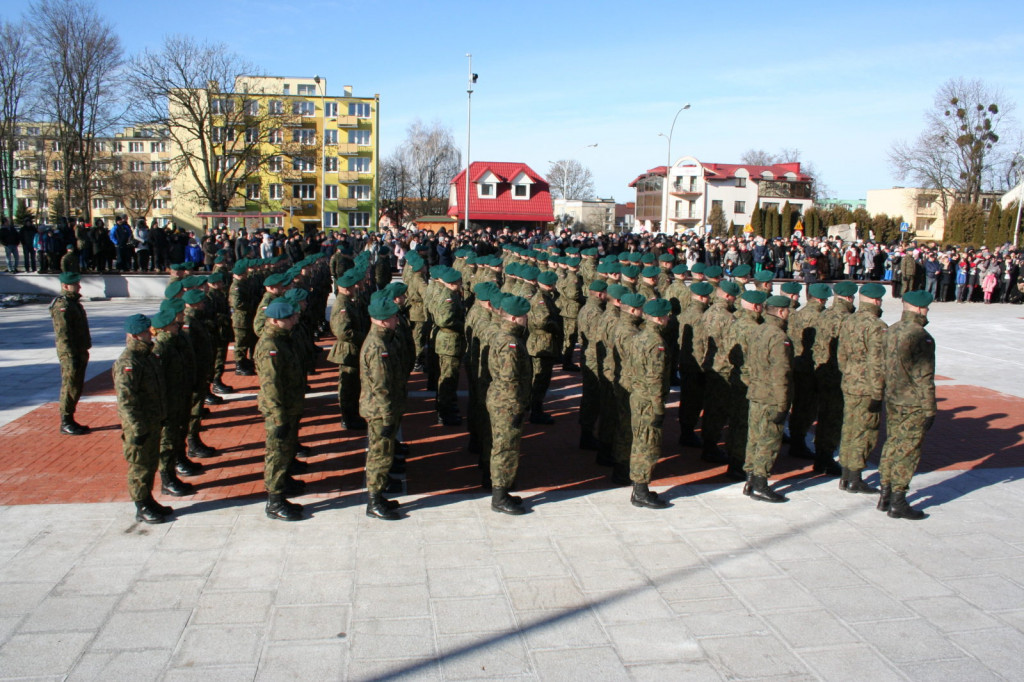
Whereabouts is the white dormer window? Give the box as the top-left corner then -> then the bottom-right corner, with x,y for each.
476,169 -> 501,199
509,171 -> 534,200
479,183 -> 495,197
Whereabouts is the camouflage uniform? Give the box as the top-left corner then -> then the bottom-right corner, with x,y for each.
182,304 -> 214,443
359,323 -> 403,494
404,267 -> 429,365
596,303 -> 621,459
576,294 -> 606,441
788,297 -> 825,449
745,314 -> 793,476
610,311 -> 644,469
726,308 -> 762,466
527,287 -> 563,417
327,292 -> 365,425
701,296 -> 736,455
812,298 -> 855,459
206,285 -> 233,382
627,319 -> 669,483
229,273 -> 256,370
434,286 -> 466,421
837,302 -> 887,473
255,322 -> 304,495
487,320 -> 532,487
113,336 -> 166,501
51,290 -> 91,422
677,299 -> 708,437
154,327 -> 196,475
557,268 -> 583,367
879,311 -> 936,491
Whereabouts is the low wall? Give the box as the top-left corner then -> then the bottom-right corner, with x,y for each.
0,273 -> 169,300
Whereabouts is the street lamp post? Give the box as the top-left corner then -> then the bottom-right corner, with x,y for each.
314,75 -> 326,235
659,103 -> 690,234
464,55 -> 476,236
1013,153 -> 1024,249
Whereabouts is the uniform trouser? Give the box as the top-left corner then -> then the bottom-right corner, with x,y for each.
232,324 -> 251,363
411,320 -> 429,363
338,366 -> 360,419
745,401 -> 785,476
530,356 -> 556,412
58,352 -> 88,417
678,371 -> 705,433
426,334 -> 440,388
213,341 -> 228,378
701,372 -> 731,450
838,395 -> 882,472
814,378 -> 844,458
123,427 -> 160,501
159,414 -> 188,472
597,374 -> 618,449
612,384 -> 633,465
562,318 -> 578,357
789,371 -> 817,443
488,401 -> 523,488
467,354 -> 481,441
264,414 -> 299,494
629,395 -> 663,484
727,382 -> 751,466
188,388 -> 208,438
365,417 -> 396,494
579,359 -> 600,433
879,405 -> 929,491
437,353 -> 461,416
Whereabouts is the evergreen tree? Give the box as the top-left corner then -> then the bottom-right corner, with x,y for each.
1003,201 -> 1020,247
983,202 -> 1002,248
15,199 -> 33,228
49,195 -> 67,225
708,203 -> 727,237
728,220 -> 737,238
781,201 -> 793,238
802,208 -> 818,237
750,200 -> 762,236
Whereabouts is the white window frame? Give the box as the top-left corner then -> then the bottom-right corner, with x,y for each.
349,211 -> 370,228
292,157 -> 315,172
324,102 -> 338,117
297,84 -> 316,96
348,184 -> 371,200
293,129 -> 316,145
245,127 -> 259,143
129,161 -> 146,172
324,129 -> 338,145
348,129 -> 371,146
324,156 -> 338,172
325,185 -> 338,200
349,102 -> 371,118
293,101 -> 315,117
269,129 -> 283,145
268,156 -> 283,172
246,183 -> 261,200
213,127 -> 236,143
348,157 -> 371,173
734,201 -> 746,214
324,211 -> 338,227
268,100 -> 283,115
150,141 -> 167,153
512,184 -> 529,200
269,184 -> 283,200
736,177 -> 747,188
477,183 -> 495,199
293,184 -> 316,200
243,100 -> 259,116
129,141 -> 145,152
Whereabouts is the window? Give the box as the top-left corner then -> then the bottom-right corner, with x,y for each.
152,177 -> 165,191
348,157 -> 370,173
130,199 -> 145,210
129,161 -> 146,172
349,212 -> 370,228
268,156 -> 283,172
292,157 -> 315,172
14,159 -> 29,171
211,98 -> 234,115
711,199 -> 723,211
92,198 -> 107,209
269,129 -> 283,144
324,156 -> 338,172
297,84 -> 316,96
15,178 -> 32,190
349,102 -> 371,118
293,101 -> 315,117
243,100 -> 259,116
324,212 -> 338,227
267,216 -> 283,227
247,183 -> 261,200
52,160 -> 63,172
736,177 -> 746,188
113,199 -> 123,209
348,129 -> 371,146
129,141 -> 145,153
269,184 -> 283,200
981,197 -> 994,211
324,102 -> 338,117
150,141 -> 167,153
26,126 -> 40,136
763,202 -> 779,212
349,184 -> 371,200
246,156 -> 259,171
734,201 -> 746,214
152,198 -> 167,209
293,184 -> 315,199
477,183 -> 495,198
282,84 -> 290,95
245,127 -> 259,143
293,129 -> 316,145
94,141 -> 107,153
16,139 -> 30,151
513,184 -> 529,199
324,129 -> 338,145
212,127 -> 235,143
51,140 -> 62,152
151,161 -> 168,172
268,100 -> 283,115
216,155 -> 237,171
325,185 -> 338,200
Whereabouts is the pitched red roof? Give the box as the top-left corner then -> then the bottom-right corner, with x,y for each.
449,161 -> 554,223
628,166 -> 668,187
628,161 -> 813,188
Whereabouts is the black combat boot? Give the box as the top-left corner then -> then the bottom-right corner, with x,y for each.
366,492 -> 400,520
60,415 -> 87,436
839,466 -> 851,490
845,469 -> 878,494
145,495 -> 173,517
135,500 -> 166,524
235,359 -> 256,376
876,485 -> 892,512
295,442 -> 311,458
341,414 -> 367,430
69,416 -> 91,433
176,452 -> 204,477
529,409 -> 554,425
579,431 -> 601,451
491,487 -> 526,515
187,435 -> 218,459
631,483 -> 670,509
887,490 -> 926,520
266,493 -> 303,521
749,476 -> 788,503
211,377 -> 234,394
742,473 -> 753,496
561,350 -> 580,372
160,470 -> 196,497
813,456 -> 842,476
204,392 -> 224,405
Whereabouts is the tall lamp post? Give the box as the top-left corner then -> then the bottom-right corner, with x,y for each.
314,75 -> 327,236
1013,152 -> 1024,249
464,55 -> 477,236
659,103 -> 690,234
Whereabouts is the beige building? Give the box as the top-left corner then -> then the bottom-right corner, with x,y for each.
866,187 -> 947,241
553,197 -> 616,232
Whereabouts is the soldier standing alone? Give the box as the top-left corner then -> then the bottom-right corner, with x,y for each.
51,272 -> 92,435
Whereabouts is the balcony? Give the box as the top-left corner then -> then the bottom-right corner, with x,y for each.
335,143 -> 362,156
335,115 -> 359,128
670,183 -> 701,196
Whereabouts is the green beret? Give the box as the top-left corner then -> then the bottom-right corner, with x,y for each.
150,310 -> 176,329
732,264 -> 752,278
566,257 -> 581,268
582,248 -> 599,257
754,270 -> 774,283
780,281 -> 803,295
690,281 -> 714,297
705,265 -> 723,279
643,298 -> 672,317
659,253 -> 676,263
474,282 -> 496,301
903,290 -> 934,308
265,300 -> 295,319
601,254 -> 618,263
181,275 -> 204,289
124,314 -> 151,335
183,289 -> 206,305
617,252 -> 631,263
565,247 -> 580,255
387,282 -> 408,298
441,268 -> 462,284
59,272 -> 81,285
621,292 -> 647,309
606,262 -> 622,275
641,253 -> 656,264
466,256 -> 478,266
690,262 -> 707,274
765,295 -> 792,309
833,281 -> 859,297
538,271 -> 558,286
170,263 -> 187,272
368,295 -> 399,320
808,283 -> 833,300
489,291 -> 506,310
337,271 -> 360,288
606,284 -> 628,301
284,288 -> 308,303
500,294 -> 530,317
719,281 -> 741,297
208,271 -> 225,284
672,264 -> 689,275
285,267 -> 301,281
214,254 -> 226,264
428,265 -> 445,280
741,290 -> 769,305
628,253 -> 643,263
621,265 -> 641,279
859,283 -> 886,300
641,266 -> 660,279
232,262 -> 248,276
522,266 -> 540,283
160,298 -> 185,315
589,280 -> 608,292
264,273 -> 289,288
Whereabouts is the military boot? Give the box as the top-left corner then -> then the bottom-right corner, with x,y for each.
204,392 -> 224,405
69,416 -> 91,433
176,452 -> 204,477
529,409 -> 554,425
845,469 -> 878,494
366,493 -> 400,520
341,414 -> 367,430
187,435 -> 218,459
630,483 -> 670,509
160,470 -> 195,497
887,490 -> 926,520
212,377 -> 235,394
145,495 -> 173,517
295,442 -> 311,458
742,473 -> 753,496
265,493 -> 303,521
60,415 -> 87,436
749,476 -> 788,503
561,350 -> 580,372
838,466 -> 851,490
491,487 -> 526,515
579,431 -> 601,451
813,456 -> 842,476
134,500 -> 166,524
876,485 -> 892,512
235,359 -> 256,376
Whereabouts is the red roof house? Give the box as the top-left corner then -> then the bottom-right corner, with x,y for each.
448,161 -> 555,229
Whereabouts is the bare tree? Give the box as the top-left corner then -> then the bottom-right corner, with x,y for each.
405,119 -> 461,216
378,149 -> 411,227
547,159 -> 596,200
0,19 -> 37,219
126,35 -> 307,215
739,147 -> 831,201
29,0 -> 123,221
739,149 -> 776,166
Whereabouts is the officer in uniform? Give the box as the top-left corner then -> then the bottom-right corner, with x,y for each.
610,292 -> 647,484
811,280 -> 857,476
327,270 -> 367,430
725,290 -> 766,479
557,257 -> 583,372
51,271 -> 92,435
576,280 -> 607,450
788,283 -> 831,459
434,268 -> 466,426
878,290 -> 936,520
527,270 -> 563,424
151,309 -> 197,498
701,280 -> 740,467
114,314 -> 169,524
206,271 -> 235,394
677,280 -> 713,448
403,252 -> 429,371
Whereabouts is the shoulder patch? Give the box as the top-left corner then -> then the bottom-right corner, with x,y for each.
269,350 -> 277,356
124,366 -> 132,372
509,342 -> 517,349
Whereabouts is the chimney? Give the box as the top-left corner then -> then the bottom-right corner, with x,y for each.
343,85 -> 352,97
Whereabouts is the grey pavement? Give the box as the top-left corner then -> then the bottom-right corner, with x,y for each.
2,296 -> 1024,680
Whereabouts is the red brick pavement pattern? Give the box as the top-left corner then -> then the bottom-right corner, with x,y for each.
0,345 -> 1021,506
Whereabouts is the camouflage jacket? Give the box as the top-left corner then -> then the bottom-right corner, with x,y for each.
662,279 -> 691,315
612,312 -> 643,392
883,311 -> 936,415
677,299 -> 708,375
812,298 -> 855,379
702,297 -> 736,376
327,293 -> 364,367
358,324 -> 402,423
788,298 -> 824,375
726,309 -> 763,387
556,271 -> 583,319
113,336 -> 166,437
527,289 -> 562,357
838,303 -> 888,400
153,329 -> 195,416
627,321 -> 669,409
434,288 -> 466,357
486,320 -> 531,415
747,314 -> 793,408
255,323 -> 304,420
577,296 -> 606,367
51,293 -> 91,358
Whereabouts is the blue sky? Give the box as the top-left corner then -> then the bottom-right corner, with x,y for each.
53,0 -> 1024,201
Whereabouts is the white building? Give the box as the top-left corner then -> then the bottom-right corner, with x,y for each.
629,157 -> 814,234
552,197 -> 615,233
